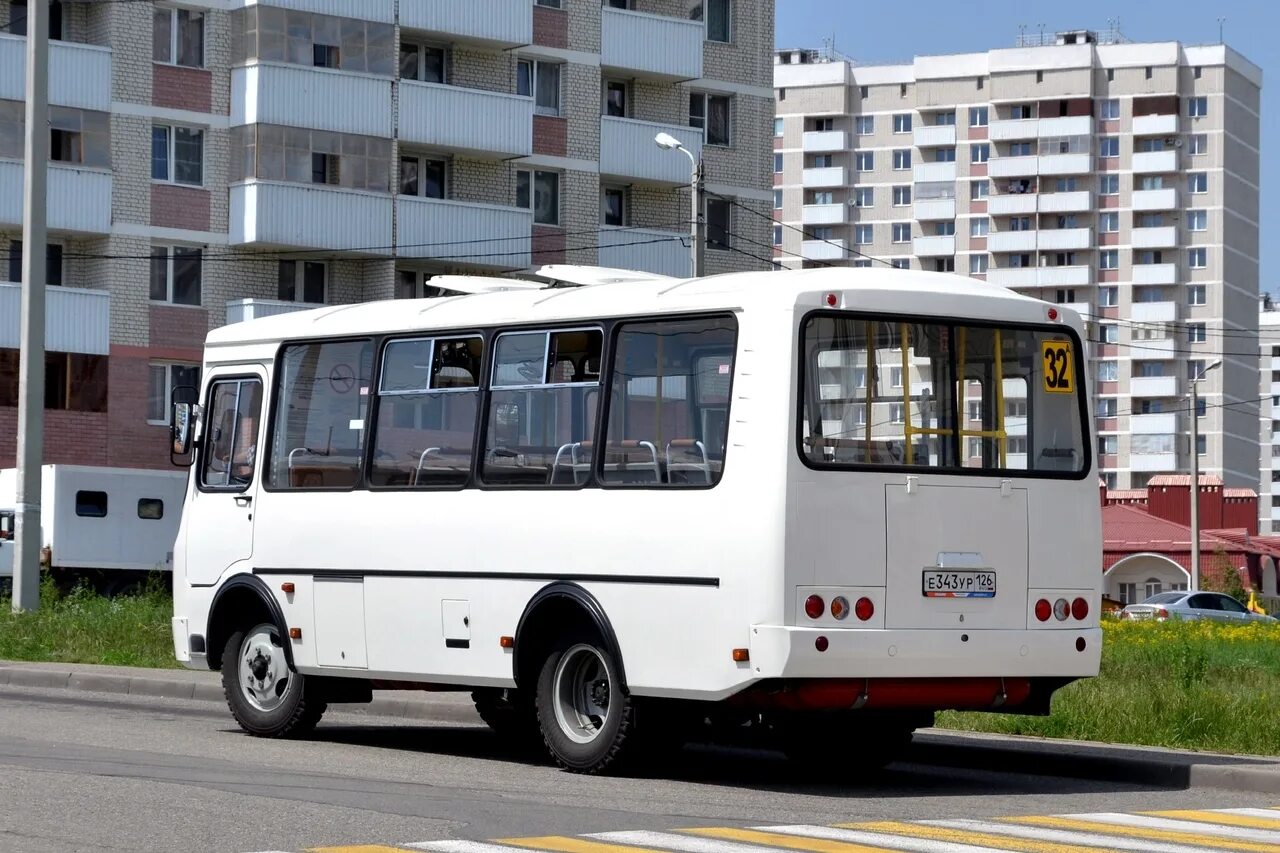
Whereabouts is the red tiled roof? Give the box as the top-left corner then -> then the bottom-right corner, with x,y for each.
1106,489 -> 1148,500
1103,504 -> 1243,554
1224,488 -> 1258,498
1146,474 -> 1224,487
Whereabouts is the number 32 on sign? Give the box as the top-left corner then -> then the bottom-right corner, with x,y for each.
1041,339 -> 1074,394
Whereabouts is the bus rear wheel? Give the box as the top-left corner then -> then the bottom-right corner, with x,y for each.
535,635 -> 634,774
221,623 -> 326,738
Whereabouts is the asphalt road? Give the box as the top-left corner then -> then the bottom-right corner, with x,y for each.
0,684 -> 1273,853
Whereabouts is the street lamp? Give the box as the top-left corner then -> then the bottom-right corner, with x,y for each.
1188,358 -> 1222,592
654,132 -> 704,278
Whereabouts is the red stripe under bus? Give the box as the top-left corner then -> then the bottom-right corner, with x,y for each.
730,677 -> 1033,712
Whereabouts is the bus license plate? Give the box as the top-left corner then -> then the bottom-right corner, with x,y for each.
923,570 -> 996,598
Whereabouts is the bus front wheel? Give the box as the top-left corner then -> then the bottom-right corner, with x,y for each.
535,634 -> 634,773
221,623 -> 327,738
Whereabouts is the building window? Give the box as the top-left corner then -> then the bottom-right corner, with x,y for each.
1099,99 -> 1120,120
892,149 -> 911,170
969,254 -> 988,275
518,59 -> 561,116
1187,96 -> 1208,118
970,143 -> 989,163
1187,209 -> 1207,231
855,151 -> 874,171
151,125 -> 203,186
400,154 -> 446,199
1099,136 -> 1120,158
889,403 -> 905,424
968,106 -> 988,127
1096,361 -> 1118,381
854,224 -> 873,245
535,0 -> 561,6
892,185 -> 911,206
1099,249 -> 1118,270
147,363 -> 200,423
1189,134 -> 1208,155
854,187 -> 874,207
516,169 -> 559,225
858,85 -> 868,99
1098,323 -> 1118,344
604,79 -> 628,117
6,241 -> 62,286
701,0 -> 730,42
893,113 -> 912,133
970,180 -> 989,200
773,225 -> 782,246
773,153 -> 783,173
153,5 -> 204,68
311,152 -> 339,185
1100,435 -> 1118,455
855,115 -> 874,135
773,117 -> 783,137
935,147 -> 956,163
1097,398 -> 1117,417
1100,174 -> 1119,195
1188,247 -> 1207,269
689,92 -> 731,146
1188,172 -> 1208,194
602,186 -> 627,226
706,197 -> 730,250
892,223 -> 911,243
277,261 -> 326,304
970,218 -> 989,237
1098,286 -> 1117,307
1188,284 -> 1206,306
149,246 -> 201,306
1187,323 -> 1206,343
1095,212 -> 1118,233
890,259 -> 910,270
773,189 -> 783,210
400,43 -> 447,83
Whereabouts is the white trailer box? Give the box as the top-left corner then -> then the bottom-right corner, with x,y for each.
0,466 -> 187,577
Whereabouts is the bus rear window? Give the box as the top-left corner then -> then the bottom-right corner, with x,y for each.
801,314 -> 1087,475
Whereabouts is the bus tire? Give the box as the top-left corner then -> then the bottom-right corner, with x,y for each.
535,633 -> 634,774
221,623 -> 326,738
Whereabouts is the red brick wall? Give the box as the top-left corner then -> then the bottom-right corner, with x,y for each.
106,348 -> 173,470
151,184 -> 211,232
533,115 -> 567,157
150,305 -> 210,351
532,5 -> 567,48
153,64 -> 213,114
0,409 -> 110,468
532,225 -> 566,266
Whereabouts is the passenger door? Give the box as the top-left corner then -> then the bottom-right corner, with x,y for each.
1187,593 -> 1228,622
1215,594 -> 1251,622
185,372 -> 265,587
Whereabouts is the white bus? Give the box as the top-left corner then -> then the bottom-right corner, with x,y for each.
169,267 -> 1101,774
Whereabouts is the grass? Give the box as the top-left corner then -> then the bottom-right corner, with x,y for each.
938,617 -> 1280,756
0,575 -> 180,669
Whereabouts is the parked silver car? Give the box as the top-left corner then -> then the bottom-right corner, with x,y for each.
1121,591 -> 1277,623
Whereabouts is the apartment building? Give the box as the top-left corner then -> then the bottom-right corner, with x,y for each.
1259,297 -> 1280,533
0,0 -> 774,471
774,31 -> 1261,490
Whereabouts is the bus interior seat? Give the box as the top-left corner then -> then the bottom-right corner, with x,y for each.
666,439 -> 711,485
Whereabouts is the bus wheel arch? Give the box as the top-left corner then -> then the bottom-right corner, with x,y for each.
513,582 -> 628,696
206,574 -> 292,673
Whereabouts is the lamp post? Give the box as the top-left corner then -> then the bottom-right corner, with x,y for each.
1188,358 -> 1221,592
654,132 -> 704,278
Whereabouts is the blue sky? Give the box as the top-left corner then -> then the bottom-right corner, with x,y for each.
776,0 -> 1273,287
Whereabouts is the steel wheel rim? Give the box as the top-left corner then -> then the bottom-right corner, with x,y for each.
552,644 -> 611,745
238,623 -> 291,713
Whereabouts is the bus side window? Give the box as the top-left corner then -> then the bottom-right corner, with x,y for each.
600,315 -> 738,487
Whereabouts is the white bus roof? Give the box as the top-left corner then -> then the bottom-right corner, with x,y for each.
205,267 -> 1064,350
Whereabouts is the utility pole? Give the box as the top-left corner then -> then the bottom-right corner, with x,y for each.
13,0 -> 48,613
691,157 -> 705,278
1189,379 -> 1201,593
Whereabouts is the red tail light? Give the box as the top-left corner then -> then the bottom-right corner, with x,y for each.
1071,597 -> 1089,620
1034,599 -> 1051,622
804,594 -> 825,620
854,597 -> 874,621
1156,607 -> 1169,620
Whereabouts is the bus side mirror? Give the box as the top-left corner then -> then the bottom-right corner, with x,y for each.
171,402 -> 195,467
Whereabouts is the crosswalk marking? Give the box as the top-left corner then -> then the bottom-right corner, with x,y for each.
1143,810 -> 1280,832
682,827 -> 902,853
408,843 -> 554,853
922,818 -> 1230,853
1007,815 -> 1280,852
306,847 -> 415,853
1052,813 -> 1280,845
826,820 -> 1127,853
760,823 -> 1084,853
589,830 -> 796,853
498,837 -> 673,853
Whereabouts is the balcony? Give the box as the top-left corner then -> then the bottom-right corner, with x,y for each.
803,131 -> 846,152
913,198 -> 956,221
914,125 -> 956,147
1038,116 -> 1093,137
401,82 -> 531,157
398,196 -> 532,269
1133,150 -> 1179,174
912,162 -> 957,183
1132,225 -> 1178,249
231,64 -> 392,137
1131,452 -> 1178,472
1131,413 -> 1178,435
0,282 -> 108,355
913,235 -> 955,257
988,230 -> 1037,253
230,181 -> 392,254
597,226 -> 688,278
1132,337 -> 1177,360
399,0 -> 532,48
802,204 -> 847,226
1038,153 -> 1092,175
1132,301 -> 1178,323
225,299 -> 323,326
987,267 -> 1038,288
600,117 -> 703,185
1039,265 -> 1091,287
989,119 -> 1038,141
0,34 -> 111,112
1130,376 -> 1179,398
987,194 -> 1037,216
989,156 -> 1038,178
802,166 -> 846,188
1133,188 -> 1178,211
1133,113 -> 1179,136
1039,191 -> 1091,213
801,239 -> 847,261
600,7 -> 702,81
0,161 -> 111,234
1038,227 -> 1091,251
1133,263 -> 1178,285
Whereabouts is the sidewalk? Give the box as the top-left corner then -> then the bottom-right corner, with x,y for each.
4,658 -> 1279,792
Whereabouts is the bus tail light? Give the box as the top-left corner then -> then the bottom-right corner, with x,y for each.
830,596 -> 850,620
854,597 -> 875,621
804,595 -> 825,620
1071,597 -> 1089,621
1053,598 -> 1070,621
1034,599 -> 1051,622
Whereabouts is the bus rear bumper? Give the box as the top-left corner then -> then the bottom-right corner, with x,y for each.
749,625 -> 1102,683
